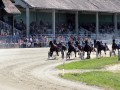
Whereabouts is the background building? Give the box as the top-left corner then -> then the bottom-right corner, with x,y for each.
1,0 -> 120,39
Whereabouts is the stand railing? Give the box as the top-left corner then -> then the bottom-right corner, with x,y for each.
0,34 -> 119,49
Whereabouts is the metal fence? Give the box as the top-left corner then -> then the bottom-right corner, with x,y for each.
0,35 -> 20,48
0,34 -> 119,49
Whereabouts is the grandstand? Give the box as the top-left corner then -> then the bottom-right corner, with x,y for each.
0,0 -> 120,48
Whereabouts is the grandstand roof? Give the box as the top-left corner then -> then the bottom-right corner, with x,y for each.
22,0 -> 120,13
89,0 -> 120,12
2,0 -> 21,14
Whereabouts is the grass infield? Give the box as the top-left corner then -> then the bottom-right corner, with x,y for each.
62,71 -> 120,90
57,57 -> 119,70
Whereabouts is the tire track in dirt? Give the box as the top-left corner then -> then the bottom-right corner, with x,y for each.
0,48 -> 106,90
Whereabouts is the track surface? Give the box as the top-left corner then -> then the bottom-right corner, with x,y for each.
0,48 -> 112,90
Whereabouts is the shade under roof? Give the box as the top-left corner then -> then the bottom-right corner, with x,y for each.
2,0 -> 21,14
22,0 -> 120,13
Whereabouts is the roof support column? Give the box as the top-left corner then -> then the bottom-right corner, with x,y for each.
26,7 -> 30,37
52,10 -> 56,37
75,11 -> 79,35
13,15 -> 15,36
96,12 -> 99,39
114,13 -> 118,37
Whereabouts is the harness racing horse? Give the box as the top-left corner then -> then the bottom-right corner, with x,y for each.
58,42 -> 67,59
48,41 -> 67,59
75,41 -> 95,59
95,41 -> 108,57
83,40 -> 93,59
111,39 -> 119,56
48,41 -> 59,59
75,41 -> 84,59
66,41 -> 77,59
75,41 -> 84,52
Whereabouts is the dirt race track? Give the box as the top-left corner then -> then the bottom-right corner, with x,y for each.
0,48 -> 113,90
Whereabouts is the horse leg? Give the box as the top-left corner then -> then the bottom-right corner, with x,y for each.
86,52 -> 88,59
67,51 -> 70,59
83,51 -> 85,59
48,51 -> 50,59
61,51 -> 64,59
100,51 -> 102,57
68,52 -> 70,59
56,51 -> 59,56
94,48 -> 96,52
82,51 -> 84,60
104,50 -> 106,55
50,52 -> 53,57
112,50 -> 116,56
96,50 -> 99,58
50,48 -> 53,57
88,52 -> 90,59
114,50 -> 116,56
74,51 -> 77,57
56,49 -> 59,56
87,52 -> 90,59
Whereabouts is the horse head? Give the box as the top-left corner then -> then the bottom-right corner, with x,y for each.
68,41 -> 71,46
112,40 -> 118,50
85,40 -> 88,45
53,40 -> 56,44
113,39 -> 115,43
96,41 -> 100,45
75,41 -> 79,45
49,41 -> 53,46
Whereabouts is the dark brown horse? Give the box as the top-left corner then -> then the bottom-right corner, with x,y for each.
66,41 -> 77,59
95,41 -> 108,57
111,39 -> 119,56
49,41 -> 59,57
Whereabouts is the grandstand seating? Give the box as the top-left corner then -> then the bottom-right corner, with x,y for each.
0,19 -> 120,49
0,20 -> 21,36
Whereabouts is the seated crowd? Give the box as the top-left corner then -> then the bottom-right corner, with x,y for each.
0,18 -> 118,36
99,23 -> 114,34
56,23 -> 75,34
0,20 -> 12,36
0,19 -> 120,48
14,20 -> 118,35
15,19 -> 52,35
15,19 -> 76,35
79,23 -> 115,34
79,23 -> 96,33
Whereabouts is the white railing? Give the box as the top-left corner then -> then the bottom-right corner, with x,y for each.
0,33 -> 119,48
0,35 -> 20,48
